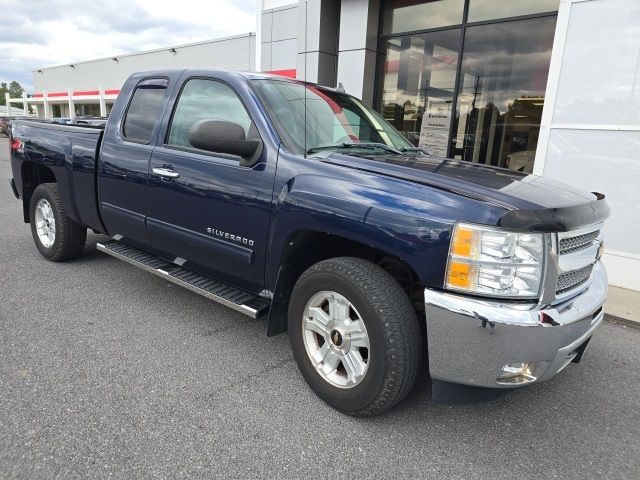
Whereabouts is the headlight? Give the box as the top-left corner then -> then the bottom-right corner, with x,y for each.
445,223 -> 545,299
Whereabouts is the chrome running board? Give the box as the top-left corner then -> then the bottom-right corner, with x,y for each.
97,240 -> 270,318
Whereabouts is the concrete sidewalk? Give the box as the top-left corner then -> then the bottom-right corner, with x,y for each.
605,285 -> 640,328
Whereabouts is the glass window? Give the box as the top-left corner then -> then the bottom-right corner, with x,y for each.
122,79 -> 168,143
383,0 -> 465,35
252,79 -> 413,154
380,29 -> 461,156
78,104 -> 101,117
167,79 -> 253,149
451,16 -> 556,171
468,0 -> 559,22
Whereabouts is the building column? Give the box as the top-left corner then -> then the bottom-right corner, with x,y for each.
22,93 -> 28,115
43,92 -> 51,119
336,0 -> 381,105
68,89 -> 76,119
99,87 -> 106,117
296,0 -> 340,86
4,93 -> 11,115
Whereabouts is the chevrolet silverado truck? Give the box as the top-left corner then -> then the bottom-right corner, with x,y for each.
8,69 -> 610,416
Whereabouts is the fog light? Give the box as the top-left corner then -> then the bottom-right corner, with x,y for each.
497,362 -> 537,385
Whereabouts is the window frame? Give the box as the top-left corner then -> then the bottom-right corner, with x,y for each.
121,77 -> 170,145
162,76 -> 261,161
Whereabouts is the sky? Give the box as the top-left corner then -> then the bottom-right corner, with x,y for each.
0,0 -> 257,92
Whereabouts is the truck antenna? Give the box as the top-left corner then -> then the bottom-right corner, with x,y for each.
303,0 -> 308,158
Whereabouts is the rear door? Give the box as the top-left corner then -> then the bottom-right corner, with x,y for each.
145,74 -> 277,293
98,76 -> 173,244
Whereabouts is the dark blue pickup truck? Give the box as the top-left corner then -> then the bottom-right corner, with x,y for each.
8,69 -> 610,416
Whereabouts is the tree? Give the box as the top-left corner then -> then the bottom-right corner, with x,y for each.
8,81 -> 23,99
0,81 -> 25,106
0,83 -> 7,106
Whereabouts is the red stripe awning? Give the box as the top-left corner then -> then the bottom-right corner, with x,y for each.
267,69 -> 296,78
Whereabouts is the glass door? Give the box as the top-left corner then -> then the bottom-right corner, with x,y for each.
378,0 -> 560,170
451,16 -> 556,171
380,28 -> 461,157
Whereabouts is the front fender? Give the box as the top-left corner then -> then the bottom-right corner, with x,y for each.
266,169 -> 498,290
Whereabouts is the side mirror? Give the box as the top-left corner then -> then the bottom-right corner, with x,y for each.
188,120 -> 262,163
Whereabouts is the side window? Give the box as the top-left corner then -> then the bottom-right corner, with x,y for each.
167,79 -> 254,149
122,78 -> 168,143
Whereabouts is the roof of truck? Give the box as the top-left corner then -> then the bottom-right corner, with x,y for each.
130,69 -> 345,94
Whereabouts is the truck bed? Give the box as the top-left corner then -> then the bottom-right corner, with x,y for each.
10,120 -> 105,233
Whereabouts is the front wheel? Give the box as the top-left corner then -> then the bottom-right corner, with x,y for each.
29,183 -> 87,261
288,257 -> 422,416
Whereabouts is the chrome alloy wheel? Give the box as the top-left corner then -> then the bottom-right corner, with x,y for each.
34,198 -> 56,248
302,291 -> 370,388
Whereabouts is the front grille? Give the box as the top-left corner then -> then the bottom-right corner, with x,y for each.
556,264 -> 594,295
559,230 -> 600,254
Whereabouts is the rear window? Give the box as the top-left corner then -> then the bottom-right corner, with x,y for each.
122,78 -> 168,143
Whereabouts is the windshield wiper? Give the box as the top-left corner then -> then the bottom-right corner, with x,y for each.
306,141 -> 403,156
399,146 -> 430,155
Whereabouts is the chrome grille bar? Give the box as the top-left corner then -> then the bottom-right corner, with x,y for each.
559,230 -> 600,255
556,263 -> 594,295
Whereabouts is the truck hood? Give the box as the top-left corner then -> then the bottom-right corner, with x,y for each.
320,152 -> 610,232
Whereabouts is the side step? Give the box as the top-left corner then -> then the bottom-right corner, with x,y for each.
96,240 -> 270,318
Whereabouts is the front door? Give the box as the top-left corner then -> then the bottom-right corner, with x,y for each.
146,76 -> 275,293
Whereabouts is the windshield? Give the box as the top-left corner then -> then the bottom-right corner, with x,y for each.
251,79 -> 415,155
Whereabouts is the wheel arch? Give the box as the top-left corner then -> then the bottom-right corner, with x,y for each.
20,161 -> 57,222
266,229 -> 424,336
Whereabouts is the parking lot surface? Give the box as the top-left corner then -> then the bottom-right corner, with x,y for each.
1,136 -> 639,479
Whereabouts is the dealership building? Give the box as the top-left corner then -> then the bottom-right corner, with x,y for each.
4,33 -> 256,119
5,0 -> 639,295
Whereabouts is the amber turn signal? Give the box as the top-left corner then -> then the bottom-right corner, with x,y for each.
446,261 -> 471,289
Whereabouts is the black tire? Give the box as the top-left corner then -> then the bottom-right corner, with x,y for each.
29,183 -> 87,262
288,257 -> 422,416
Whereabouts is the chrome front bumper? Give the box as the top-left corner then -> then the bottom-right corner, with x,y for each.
424,261 -> 607,388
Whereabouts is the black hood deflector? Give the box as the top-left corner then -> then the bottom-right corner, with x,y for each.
499,192 -> 610,232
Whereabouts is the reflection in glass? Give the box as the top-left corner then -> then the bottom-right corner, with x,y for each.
451,16 -> 556,172
468,0 -> 559,22
383,0 -> 465,35
380,29 -> 461,156
253,80 -> 413,155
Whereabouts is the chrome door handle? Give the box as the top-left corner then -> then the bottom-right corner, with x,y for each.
152,167 -> 180,179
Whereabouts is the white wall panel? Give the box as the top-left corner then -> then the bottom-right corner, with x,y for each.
553,0 -> 640,126
536,0 -> 640,290
543,128 -> 640,287
260,3 -> 298,72
271,39 -> 299,69
261,11 -> 273,43
272,6 -> 299,41
264,0 -> 297,9
338,0 -> 379,51
33,34 -> 255,93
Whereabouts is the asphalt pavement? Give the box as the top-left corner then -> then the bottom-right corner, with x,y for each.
0,136 -> 639,479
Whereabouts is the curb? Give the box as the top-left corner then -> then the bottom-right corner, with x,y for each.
605,313 -> 640,329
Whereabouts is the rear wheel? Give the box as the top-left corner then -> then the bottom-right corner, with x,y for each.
29,183 -> 87,261
288,257 -> 422,416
